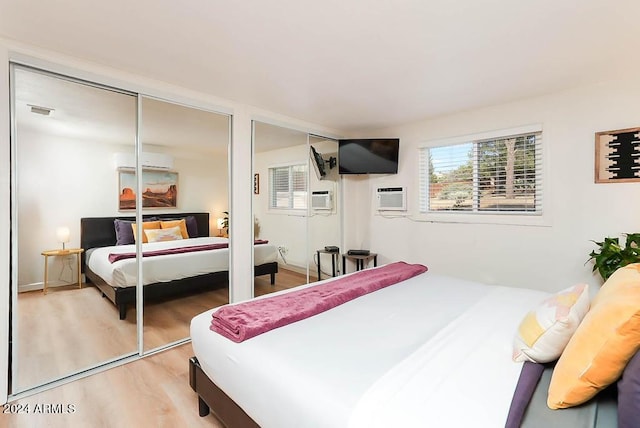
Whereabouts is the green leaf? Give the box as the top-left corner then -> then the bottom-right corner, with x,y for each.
589,234 -> 640,281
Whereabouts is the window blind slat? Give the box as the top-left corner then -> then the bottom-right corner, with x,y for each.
420,131 -> 542,214
269,164 -> 308,210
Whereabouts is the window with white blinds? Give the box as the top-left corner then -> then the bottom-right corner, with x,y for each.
269,164 -> 308,210
419,131 -> 542,214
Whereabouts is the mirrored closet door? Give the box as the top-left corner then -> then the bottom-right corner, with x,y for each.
11,65 -> 139,393
140,96 -> 230,352
307,134 -> 341,281
252,121 -> 341,296
10,65 -> 232,394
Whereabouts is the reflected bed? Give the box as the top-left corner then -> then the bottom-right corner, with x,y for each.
80,213 -> 278,319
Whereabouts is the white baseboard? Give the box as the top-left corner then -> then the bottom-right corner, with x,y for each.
278,262 -> 306,275
18,280 -> 72,293
277,263 -> 319,280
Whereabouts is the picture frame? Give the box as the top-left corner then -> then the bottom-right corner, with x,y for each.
118,169 -> 178,210
254,173 -> 260,194
595,127 -> 640,183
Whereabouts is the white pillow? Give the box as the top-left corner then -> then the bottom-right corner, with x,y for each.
512,283 -> 590,363
144,226 -> 183,243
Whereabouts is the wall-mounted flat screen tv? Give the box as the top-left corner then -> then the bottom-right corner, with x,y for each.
338,138 -> 399,174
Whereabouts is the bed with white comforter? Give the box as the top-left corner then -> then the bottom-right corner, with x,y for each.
87,236 -> 277,288
190,268 -> 550,428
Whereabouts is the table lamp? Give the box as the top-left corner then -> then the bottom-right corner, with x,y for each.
56,226 -> 70,253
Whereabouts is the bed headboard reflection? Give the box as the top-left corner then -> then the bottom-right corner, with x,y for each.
80,212 -> 210,270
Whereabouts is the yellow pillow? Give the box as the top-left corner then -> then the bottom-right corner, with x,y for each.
160,219 -> 189,239
131,221 -> 162,243
144,226 -> 183,243
593,263 -> 640,306
547,264 -> 640,409
512,284 -> 590,363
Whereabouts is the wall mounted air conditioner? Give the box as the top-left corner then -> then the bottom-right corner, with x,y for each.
113,152 -> 174,170
311,190 -> 333,210
376,187 -> 406,211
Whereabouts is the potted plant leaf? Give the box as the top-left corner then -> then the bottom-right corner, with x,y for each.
588,233 -> 640,281
222,211 -> 229,230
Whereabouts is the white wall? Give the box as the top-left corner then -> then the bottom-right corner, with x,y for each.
254,144 -> 308,269
345,77 -> 640,292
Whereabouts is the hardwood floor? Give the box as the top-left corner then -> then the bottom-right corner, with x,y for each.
11,268 -> 308,397
2,343 -> 224,428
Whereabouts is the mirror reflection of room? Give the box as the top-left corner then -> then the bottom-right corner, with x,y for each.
12,66 -> 138,393
252,122 -> 341,295
78,97 -> 233,354
253,122 -> 309,294
308,134 -> 341,281
11,66 -> 236,393
138,96 -> 231,352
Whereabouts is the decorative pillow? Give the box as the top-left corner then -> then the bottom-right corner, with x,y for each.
618,349 -> 640,428
144,226 -> 183,243
184,215 -> 199,238
513,284 -> 590,363
547,263 -> 640,409
160,219 -> 189,239
131,221 -> 162,243
592,262 -> 640,306
114,219 -> 135,245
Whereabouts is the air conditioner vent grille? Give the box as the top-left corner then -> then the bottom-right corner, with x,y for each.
376,187 -> 406,211
311,190 -> 333,210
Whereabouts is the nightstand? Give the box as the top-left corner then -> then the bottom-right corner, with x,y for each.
342,253 -> 378,274
41,248 -> 84,294
316,249 -> 340,280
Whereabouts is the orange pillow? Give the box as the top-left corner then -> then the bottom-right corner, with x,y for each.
130,221 -> 162,243
160,219 -> 189,239
547,264 -> 640,409
592,263 -> 640,306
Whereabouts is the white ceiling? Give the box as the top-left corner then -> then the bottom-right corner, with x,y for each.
14,67 -> 230,152
2,0 -> 640,133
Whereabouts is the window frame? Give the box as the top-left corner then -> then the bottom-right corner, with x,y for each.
268,162 -> 309,214
416,124 -> 550,227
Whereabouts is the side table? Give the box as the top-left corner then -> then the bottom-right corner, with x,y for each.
342,253 -> 378,274
316,249 -> 340,281
41,248 -> 84,294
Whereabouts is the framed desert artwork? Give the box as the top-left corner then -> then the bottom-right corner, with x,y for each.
118,169 -> 178,210
595,127 -> 640,183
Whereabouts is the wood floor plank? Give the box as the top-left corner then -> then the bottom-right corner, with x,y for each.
5,268 -> 308,427
2,344 -> 223,428
14,268 -> 308,390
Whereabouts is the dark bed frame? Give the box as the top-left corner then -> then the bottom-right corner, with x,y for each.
80,212 -> 278,320
189,356 -> 259,428
188,353 -> 621,428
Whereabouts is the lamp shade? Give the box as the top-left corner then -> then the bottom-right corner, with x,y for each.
216,218 -> 225,229
56,226 -> 70,244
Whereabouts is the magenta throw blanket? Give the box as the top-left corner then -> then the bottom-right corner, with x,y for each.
108,239 -> 268,263
210,261 -> 428,342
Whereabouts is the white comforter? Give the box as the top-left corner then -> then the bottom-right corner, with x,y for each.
87,237 -> 278,288
190,268 -> 549,428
